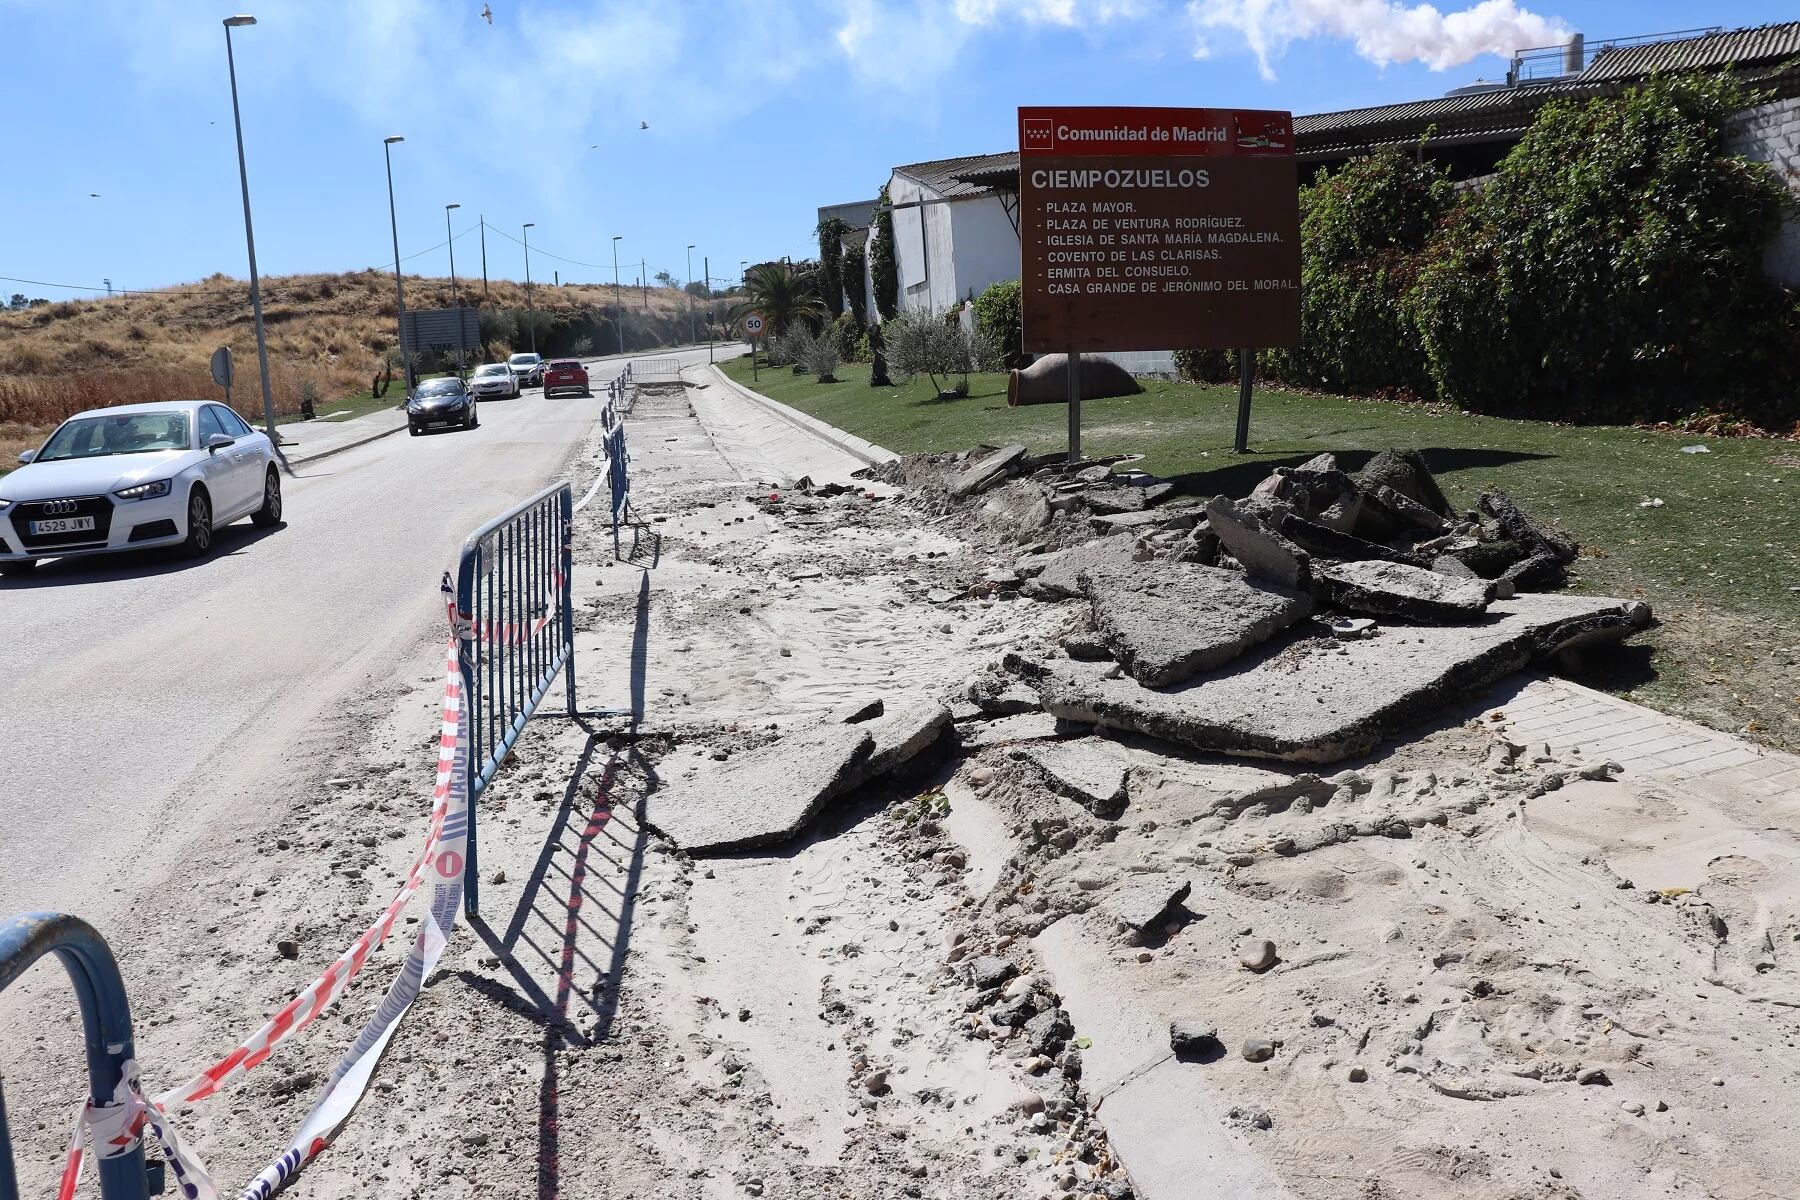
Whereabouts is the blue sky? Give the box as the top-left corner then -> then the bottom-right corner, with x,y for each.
2,0 -> 1793,297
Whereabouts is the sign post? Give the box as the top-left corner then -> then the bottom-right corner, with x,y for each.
744,313 -> 765,382
1017,106 -> 1302,459
210,345 -> 235,410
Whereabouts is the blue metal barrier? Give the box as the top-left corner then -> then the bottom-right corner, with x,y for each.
452,484 -> 577,918
0,913 -> 150,1200
604,406 -> 631,558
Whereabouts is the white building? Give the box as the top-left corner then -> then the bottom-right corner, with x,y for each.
880,152 -> 1020,315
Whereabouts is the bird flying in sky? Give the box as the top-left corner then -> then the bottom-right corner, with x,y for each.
639,120 -> 649,130
480,4 -> 493,24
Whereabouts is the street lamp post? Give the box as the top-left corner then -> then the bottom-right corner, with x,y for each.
522,222 -> 536,353
222,14 -> 279,452
445,202 -> 464,375
382,135 -> 411,393
685,243 -> 696,345
610,235 -> 623,356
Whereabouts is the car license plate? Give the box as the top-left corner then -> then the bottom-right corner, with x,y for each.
31,516 -> 96,535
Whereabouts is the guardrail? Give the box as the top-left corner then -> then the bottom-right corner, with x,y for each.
633,357 -> 683,383
0,913 -> 151,1200
451,483 -> 576,918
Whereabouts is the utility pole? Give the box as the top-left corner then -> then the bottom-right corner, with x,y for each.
686,243 -> 696,345
383,136 -> 411,392
705,254 -> 713,363
479,214 -> 489,299
640,259 -> 647,309
445,202 -> 463,376
222,14 -> 279,450
611,235 -> 623,355
523,222 -> 536,353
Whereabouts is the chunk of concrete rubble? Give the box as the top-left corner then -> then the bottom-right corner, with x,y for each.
1430,554 -> 1480,581
1103,878 -> 1192,934
1366,484 -> 1449,536
1009,593 -> 1640,763
1080,562 -> 1312,686
1089,509 -> 1197,534
1085,483 -> 1176,515
950,442 -> 1028,498
849,696 -> 952,784
1319,560 -> 1490,623
1355,449 -> 1453,517
1010,739 -> 1131,818
651,723 -> 875,855
1018,537 -> 1141,600
1479,489 -> 1577,565
979,479 -> 1053,534
1205,496 -> 1311,590
1277,513 -> 1426,567
955,711 -> 1071,750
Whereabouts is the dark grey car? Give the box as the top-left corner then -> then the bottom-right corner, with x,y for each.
407,378 -> 480,435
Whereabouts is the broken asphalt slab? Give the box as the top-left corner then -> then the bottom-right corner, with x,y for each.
950,443 -> 1028,498
1081,562 -> 1312,686
1010,739 -> 1131,817
1018,536 -> 1142,600
1319,560 -> 1489,623
1009,593 -> 1640,764
651,697 -> 948,855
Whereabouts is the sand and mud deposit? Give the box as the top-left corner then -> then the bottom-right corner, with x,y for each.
8,372 -> 1795,1200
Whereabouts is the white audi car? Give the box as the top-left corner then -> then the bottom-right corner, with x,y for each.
0,400 -> 282,576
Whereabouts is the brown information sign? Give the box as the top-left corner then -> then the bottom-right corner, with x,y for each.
1019,106 -> 1301,354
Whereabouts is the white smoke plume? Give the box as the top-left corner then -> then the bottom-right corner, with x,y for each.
1190,0 -> 1571,79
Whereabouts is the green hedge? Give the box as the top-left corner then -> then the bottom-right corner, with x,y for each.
1269,73 -> 1797,428
972,279 -> 1022,368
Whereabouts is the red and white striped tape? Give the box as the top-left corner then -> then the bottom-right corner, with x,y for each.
58,621 -> 472,1200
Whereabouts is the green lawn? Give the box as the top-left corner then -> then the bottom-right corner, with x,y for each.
722,356 -> 1800,752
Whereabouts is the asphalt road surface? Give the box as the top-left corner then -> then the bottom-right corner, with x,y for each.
0,346 -> 732,923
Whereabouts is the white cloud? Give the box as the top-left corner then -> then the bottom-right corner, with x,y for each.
1188,0 -> 1569,80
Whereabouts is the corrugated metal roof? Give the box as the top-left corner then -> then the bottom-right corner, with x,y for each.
1294,28 -> 1800,159
892,151 -> 1019,197
1580,22 -> 1800,80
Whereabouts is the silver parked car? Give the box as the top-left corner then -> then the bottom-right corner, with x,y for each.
469,362 -> 520,399
506,352 -> 545,388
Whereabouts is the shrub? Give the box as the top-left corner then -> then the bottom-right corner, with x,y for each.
804,334 -> 841,382
1172,348 -> 1237,383
816,217 -> 848,318
841,243 -> 867,327
883,311 -> 983,394
871,185 -> 899,320
972,280 -> 1023,368
831,312 -> 864,363
1261,147 -> 1452,394
1415,73 -> 1794,424
777,325 -> 818,371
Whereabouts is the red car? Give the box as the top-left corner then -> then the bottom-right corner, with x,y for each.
543,359 -> 590,398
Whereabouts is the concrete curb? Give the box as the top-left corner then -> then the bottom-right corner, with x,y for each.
282,412 -> 409,469
701,365 -> 898,468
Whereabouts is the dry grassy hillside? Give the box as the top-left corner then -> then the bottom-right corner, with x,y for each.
0,269 -> 721,446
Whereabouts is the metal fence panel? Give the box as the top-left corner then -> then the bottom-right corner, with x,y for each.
452,483 -> 575,917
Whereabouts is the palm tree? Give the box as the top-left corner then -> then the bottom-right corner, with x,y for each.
729,262 -> 826,337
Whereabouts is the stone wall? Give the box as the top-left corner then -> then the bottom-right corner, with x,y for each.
1730,96 -> 1800,286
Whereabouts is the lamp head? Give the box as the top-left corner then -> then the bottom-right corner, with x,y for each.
224,15 -> 256,26
447,202 -> 461,211
384,135 -> 404,145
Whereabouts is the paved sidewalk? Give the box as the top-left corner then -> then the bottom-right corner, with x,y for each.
279,404 -> 408,467
703,364 -> 897,469
1473,673 -> 1800,792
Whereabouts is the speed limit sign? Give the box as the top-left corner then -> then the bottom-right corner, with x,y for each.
744,314 -> 765,336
